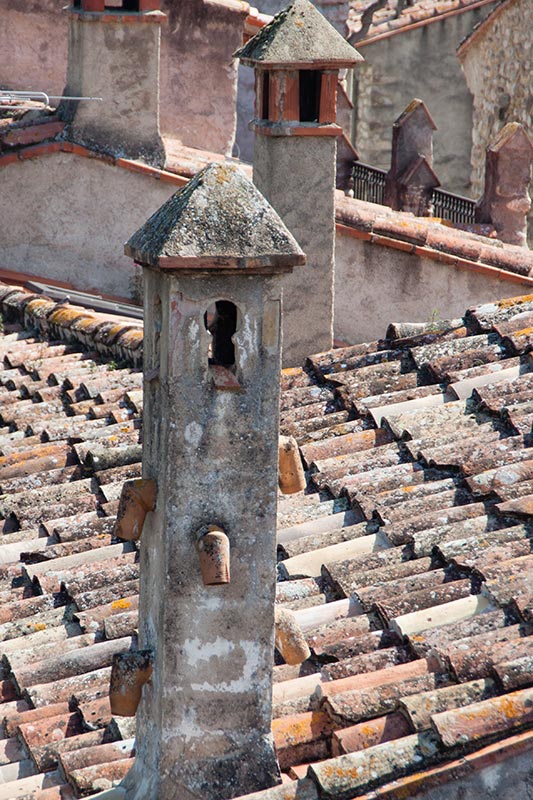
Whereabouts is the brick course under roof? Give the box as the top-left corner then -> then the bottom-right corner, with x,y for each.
0,280 -> 533,798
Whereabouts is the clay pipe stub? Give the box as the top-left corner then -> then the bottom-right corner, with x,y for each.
113,479 -> 157,541
279,435 -> 306,494
275,606 -> 311,665
109,649 -> 154,717
196,525 -> 230,586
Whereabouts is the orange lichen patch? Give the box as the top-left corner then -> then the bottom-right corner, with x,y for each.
432,687 -> 533,747
508,326 -> 533,337
47,306 -> 87,326
34,623 -> 47,631
68,316 -> 98,332
402,486 -> 415,493
25,297 -> 57,316
273,711 -> 333,749
117,329 -> 144,349
101,323 -> 133,345
282,367 -> 304,378
497,293 -> 533,309
111,599 -> 132,610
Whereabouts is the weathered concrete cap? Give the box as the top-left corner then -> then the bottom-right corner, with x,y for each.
125,162 -> 306,272
393,98 -> 437,132
234,0 -> 363,68
488,122 -> 533,155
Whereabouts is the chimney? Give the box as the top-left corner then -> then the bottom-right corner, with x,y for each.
384,99 -> 439,216
234,0 -> 363,367
475,122 -> 533,248
60,0 -> 166,166
121,163 -> 305,800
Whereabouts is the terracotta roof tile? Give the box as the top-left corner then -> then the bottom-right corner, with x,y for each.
3,281 -> 533,797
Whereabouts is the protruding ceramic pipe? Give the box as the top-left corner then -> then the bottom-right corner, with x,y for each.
196,525 -> 231,586
109,650 -> 154,717
278,435 -> 306,494
113,479 -> 157,541
274,606 -> 311,665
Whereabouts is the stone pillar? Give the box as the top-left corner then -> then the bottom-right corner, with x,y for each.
121,163 -> 305,800
234,0 -> 363,366
475,122 -> 533,248
384,99 -> 439,216
61,1 -> 166,166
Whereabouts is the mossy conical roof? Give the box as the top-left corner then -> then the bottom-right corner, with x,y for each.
234,0 -> 363,68
125,163 -> 306,272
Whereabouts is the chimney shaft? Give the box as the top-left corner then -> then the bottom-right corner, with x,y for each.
235,0 -> 363,367
121,163 -> 305,800
384,99 -> 439,216
476,122 -> 533,248
61,4 -> 166,166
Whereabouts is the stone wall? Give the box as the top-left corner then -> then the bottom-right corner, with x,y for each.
0,0 -> 245,156
334,227 -> 532,344
0,153 -> 175,299
352,3 -> 500,196
459,0 -> 533,196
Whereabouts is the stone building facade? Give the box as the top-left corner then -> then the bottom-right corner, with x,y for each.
458,0 -> 533,197
352,1 -> 500,196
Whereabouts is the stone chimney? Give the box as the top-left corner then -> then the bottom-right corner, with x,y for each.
60,0 -> 166,166
234,0 -> 363,367
384,99 -> 439,216
475,122 -> 533,248
121,163 -> 305,800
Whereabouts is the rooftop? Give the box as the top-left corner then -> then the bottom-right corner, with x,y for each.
348,0 -> 500,45
0,279 -> 532,798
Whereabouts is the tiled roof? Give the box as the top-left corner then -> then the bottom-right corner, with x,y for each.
348,0 -> 499,45
456,0 -> 513,56
336,194 -> 533,284
1,279 -> 533,798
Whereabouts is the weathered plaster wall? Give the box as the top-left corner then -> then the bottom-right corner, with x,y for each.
353,4 -> 500,196
459,0 -> 533,195
334,228 -> 532,343
0,0 -> 245,156
161,0 -> 247,155
0,153 -> 175,299
0,0 -> 68,100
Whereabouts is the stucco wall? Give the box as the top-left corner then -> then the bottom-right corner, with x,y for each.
0,153 -> 175,299
161,0 -> 246,155
459,0 -> 533,197
0,0 -> 68,100
0,0 -> 244,156
334,227 -> 532,343
352,4 -> 499,197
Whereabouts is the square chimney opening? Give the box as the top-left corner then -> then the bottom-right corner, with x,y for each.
299,70 -> 320,123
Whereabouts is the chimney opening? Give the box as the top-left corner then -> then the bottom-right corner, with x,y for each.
299,70 -> 321,123
204,300 -> 238,368
262,74 -> 270,121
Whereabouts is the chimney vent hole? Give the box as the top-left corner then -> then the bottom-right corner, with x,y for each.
204,300 -> 238,368
299,70 -> 321,123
